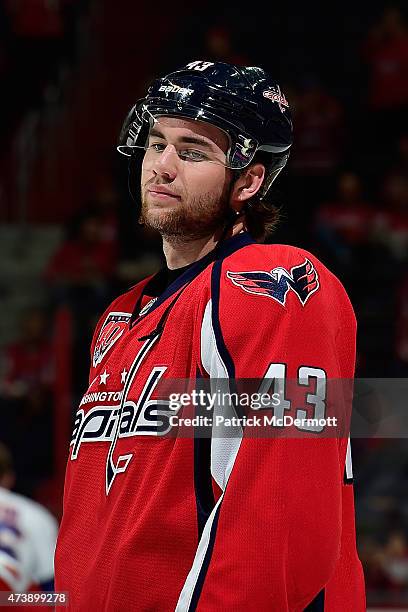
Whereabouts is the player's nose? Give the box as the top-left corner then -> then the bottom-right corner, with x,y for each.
153,144 -> 178,180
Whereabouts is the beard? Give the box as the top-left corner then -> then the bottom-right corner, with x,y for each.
140,181 -> 233,241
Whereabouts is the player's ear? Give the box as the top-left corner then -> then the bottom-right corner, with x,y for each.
229,163 -> 265,212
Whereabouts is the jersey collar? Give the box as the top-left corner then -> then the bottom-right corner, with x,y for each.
130,232 -> 255,326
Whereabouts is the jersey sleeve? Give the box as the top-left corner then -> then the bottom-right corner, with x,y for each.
177,248 -> 357,611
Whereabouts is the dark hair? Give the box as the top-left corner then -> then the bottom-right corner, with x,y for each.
244,198 -> 281,242
241,151 -> 283,242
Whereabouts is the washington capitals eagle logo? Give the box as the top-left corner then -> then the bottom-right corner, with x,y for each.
227,258 -> 319,306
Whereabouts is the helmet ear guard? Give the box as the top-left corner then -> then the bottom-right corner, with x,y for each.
258,151 -> 290,201
232,150 -> 290,206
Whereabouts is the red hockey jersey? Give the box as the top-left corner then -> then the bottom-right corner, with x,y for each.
55,233 -> 365,611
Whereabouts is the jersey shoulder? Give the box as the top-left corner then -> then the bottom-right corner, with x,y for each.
224,242 -> 333,277
221,242 -> 355,319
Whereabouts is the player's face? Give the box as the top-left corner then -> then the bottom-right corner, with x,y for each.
140,116 -> 233,239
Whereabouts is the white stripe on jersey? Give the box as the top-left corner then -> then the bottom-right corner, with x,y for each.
176,299 -> 243,611
345,437 -> 353,480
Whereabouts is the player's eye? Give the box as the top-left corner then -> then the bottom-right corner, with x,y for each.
147,142 -> 166,153
178,149 -> 209,162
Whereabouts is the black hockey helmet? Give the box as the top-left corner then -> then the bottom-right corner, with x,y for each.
118,60 -> 293,199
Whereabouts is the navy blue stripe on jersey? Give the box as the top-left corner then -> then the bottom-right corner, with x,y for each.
184,256 -> 246,609
304,588 -> 325,611
210,259 -> 235,378
211,258 -> 247,421
193,369 -> 215,538
188,503 -> 221,612
217,231 -> 254,257
194,435 -> 215,538
344,465 -> 354,485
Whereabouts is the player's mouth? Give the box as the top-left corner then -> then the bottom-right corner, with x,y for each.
147,186 -> 181,201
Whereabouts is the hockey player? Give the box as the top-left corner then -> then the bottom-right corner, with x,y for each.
55,61 -> 366,610
0,444 -> 58,592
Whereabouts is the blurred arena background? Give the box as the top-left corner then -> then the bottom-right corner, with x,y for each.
0,0 -> 407,607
